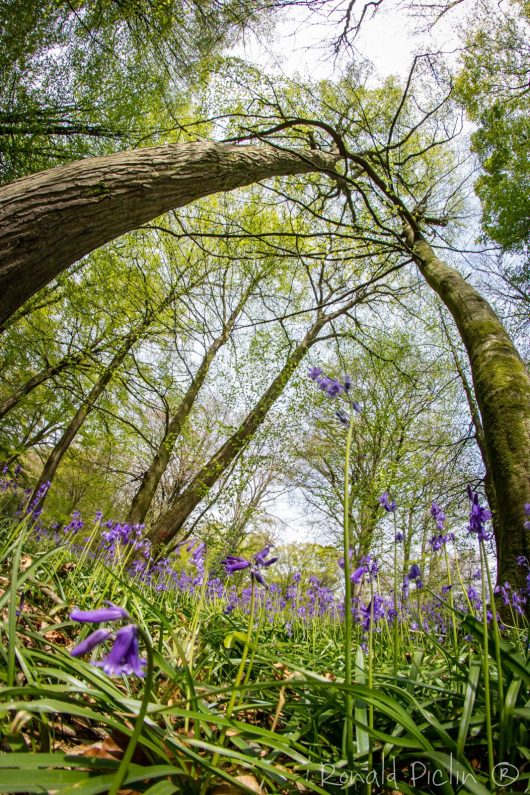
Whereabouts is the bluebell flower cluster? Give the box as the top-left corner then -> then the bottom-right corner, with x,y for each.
221,545 -> 277,587
307,366 -> 361,422
70,601 -> 145,677
378,492 -> 396,513
428,503 -> 454,551
467,486 -> 492,542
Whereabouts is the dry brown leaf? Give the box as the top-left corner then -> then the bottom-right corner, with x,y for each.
213,774 -> 265,794
69,735 -> 123,760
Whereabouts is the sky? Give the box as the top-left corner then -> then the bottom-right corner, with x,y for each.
232,0 -> 470,83
229,0 -> 473,545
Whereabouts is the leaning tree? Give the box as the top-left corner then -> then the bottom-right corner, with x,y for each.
0,59 -> 528,591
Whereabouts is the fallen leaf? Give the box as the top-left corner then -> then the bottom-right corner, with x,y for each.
213,774 -> 265,794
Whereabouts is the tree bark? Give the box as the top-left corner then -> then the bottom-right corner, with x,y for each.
147,320 -> 325,548
440,313 -> 500,544
0,341 -> 103,421
0,142 -> 338,327
126,282 -> 255,525
29,340 -> 134,507
411,233 -> 530,593
29,281 -> 193,507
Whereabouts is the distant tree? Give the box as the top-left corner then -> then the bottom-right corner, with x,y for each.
455,0 -> 530,259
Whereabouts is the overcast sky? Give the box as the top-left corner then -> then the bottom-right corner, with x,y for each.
229,0 -> 474,546
232,0 -> 470,83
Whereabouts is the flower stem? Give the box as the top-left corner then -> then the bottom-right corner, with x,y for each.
479,542 -> 495,791
393,515 -> 399,678
342,412 -> 356,765
107,624 -> 154,795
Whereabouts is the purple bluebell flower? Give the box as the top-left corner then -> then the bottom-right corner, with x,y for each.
351,401 -> 362,414
467,585 -> 480,606
467,486 -> 492,542
335,409 -> 349,426
254,546 -> 276,567
360,554 -> 379,580
64,511 -> 84,534
251,569 -> 266,586
70,603 -> 145,678
70,601 -> 129,623
222,546 -> 277,588
26,480 -> 51,519
395,531 -> 404,542
430,502 -> 446,530
308,367 -> 323,381
94,625 -> 146,677
441,584 -> 453,594
378,492 -> 396,512
405,563 -> 421,583
517,555 -> 529,568
318,375 -> 343,397
351,565 -> 366,584
338,548 -> 353,570
221,556 -> 251,574
343,374 -> 352,392
429,533 -> 451,552
71,628 -> 112,657
524,502 -> 530,531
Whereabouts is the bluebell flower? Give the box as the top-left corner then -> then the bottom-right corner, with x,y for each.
71,628 -> 112,657
70,603 -> 145,678
93,625 -> 146,677
467,486 -> 492,541
70,601 -> 129,623
378,492 -> 396,512
405,563 -> 421,583
430,502 -> 446,530
221,546 -> 277,588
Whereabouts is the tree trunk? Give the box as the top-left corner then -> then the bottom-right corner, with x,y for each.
126,283 -> 255,525
29,341 -> 133,507
147,320 -> 325,548
0,142 -> 338,327
440,313 -> 500,546
0,342 -> 102,421
411,233 -> 530,593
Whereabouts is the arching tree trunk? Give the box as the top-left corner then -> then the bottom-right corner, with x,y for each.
0,142 -> 338,327
126,281 -> 256,525
410,232 -> 530,594
147,320 -> 326,548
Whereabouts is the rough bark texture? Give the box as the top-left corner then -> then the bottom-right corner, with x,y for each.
0,142 -> 338,327
441,316 -> 500,545
147,321 -> 324,548
126,285 -> 254,525
412,235 -> 530,592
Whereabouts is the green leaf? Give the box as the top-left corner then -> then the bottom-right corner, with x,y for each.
457,658 -> 481,762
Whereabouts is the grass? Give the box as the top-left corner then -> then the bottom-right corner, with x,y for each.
0,497 -> 529,793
